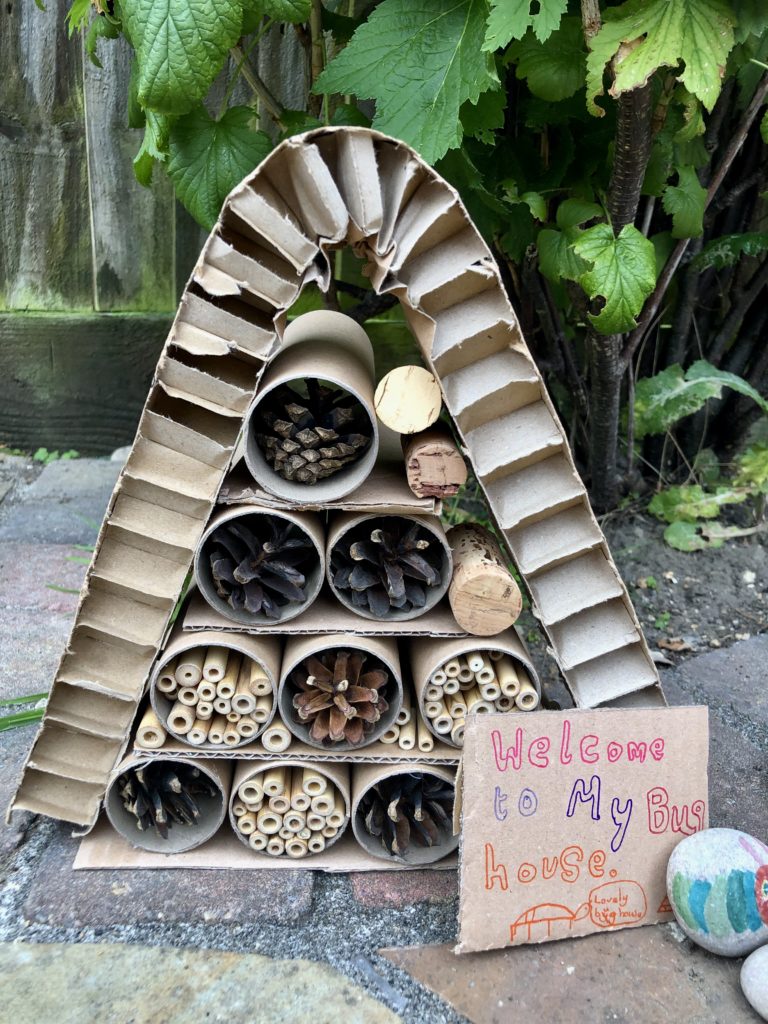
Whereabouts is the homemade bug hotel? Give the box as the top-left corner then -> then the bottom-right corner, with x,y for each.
9,127 -> 663,876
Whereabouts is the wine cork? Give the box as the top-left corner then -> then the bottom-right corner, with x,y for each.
136,707 -> 167,749
175,648 -> 205,686
402,423 -> 467,498
447,523 -> 523,635
374,365 -> 442,434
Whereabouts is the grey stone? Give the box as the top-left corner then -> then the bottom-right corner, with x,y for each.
0,607 -> 72,700
667,828 -> 768,956
0,543 -> 84,614
0,942 -> 402,1024
22,459 -> 121,501
0,727 -> 36,866
110,445 -> 131,463
742,945 -> 768,1021
23,824 -> 316,927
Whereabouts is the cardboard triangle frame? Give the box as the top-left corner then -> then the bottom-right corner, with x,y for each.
10,126 -> 662,831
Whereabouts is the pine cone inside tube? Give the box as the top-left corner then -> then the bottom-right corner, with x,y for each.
206,515 -> 316,618
330,517 -> 443,616
254,379 -> 371,484
289,649 -> 390,746
360,772 -> 454,857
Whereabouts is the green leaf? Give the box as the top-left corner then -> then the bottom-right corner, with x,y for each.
168,105 -> 272,229
84,15 -> 120,67
263,0 -> 310,21
572,223 -> 656,334
483,0 -> 568,49
279,109 -> 323,139
586,0 -> 736,117
66,0 -> 91,35
675,89 -> 705,140
133,111 -> 172,187
507,17 -> 586,102
662,165 -> 707,238
634,359 -> 768,437
663,520 -> 721,551
460,87 -> 506,144
314,0 -> 497,164
520,191 -> 547,221
498,205 -> 537,263
735,443 -> 768,489
692,232 -> 768,270
0,692 -> 48,707
122,0 -> 243,115
556,197 -> 602,230
649,484 -> 746,523
762,108 -> 768,144
330,103 -> 371,128
537,227 -> 589,282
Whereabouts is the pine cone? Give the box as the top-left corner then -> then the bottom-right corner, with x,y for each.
206,515 -> 316,618
118,763 -> 217,840
360,772 -> 454,857
254,379 -> 371,484
289,649 -> 390,746
330,517 -> 443,617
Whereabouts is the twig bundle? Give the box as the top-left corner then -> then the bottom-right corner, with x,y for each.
232,766 -> 347,857
358,771 -> 454,859
116,761 -> 218,840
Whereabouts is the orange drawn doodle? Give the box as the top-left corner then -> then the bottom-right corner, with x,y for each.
508,880 -> 648,944
657,895 -> 673,914
509,902 -> 589,942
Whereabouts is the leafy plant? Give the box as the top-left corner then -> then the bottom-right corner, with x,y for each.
0,693 -> 48,732
32,448 -> 79,464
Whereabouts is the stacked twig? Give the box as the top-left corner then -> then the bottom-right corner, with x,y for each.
378,684 -> 434,752
115,761 -> 219,840
231,766 -> 347,857
157,648 -> 273,748
357,770 -> 455,860
422,650 -> 540,746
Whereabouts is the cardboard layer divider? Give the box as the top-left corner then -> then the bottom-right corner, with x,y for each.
219,461 -> 440,516
277,633 -> 403,750
11,125 -> 661,832
133,736 -> 461,765
456,708 -> 708,952
149,627 -> 282,748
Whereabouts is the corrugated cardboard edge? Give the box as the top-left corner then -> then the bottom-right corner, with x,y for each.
11,124 -> 660,831
133,736 -> 461,765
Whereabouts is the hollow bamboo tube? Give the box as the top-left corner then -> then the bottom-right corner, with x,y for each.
321,826 -> 337,840
227,711 -> 240,723
497,655 -> 521,697
432,713 -> 452,735
237,812 -> 258,835
177,686 -> 199,707
451,719 -> 466,745
416,711 -> 434,753
489,650 -> 503,662
261,723 -> 291,752
327,794 -> 345,829
174,648 -> 205,686
279,825 -> 293,840
286,837 -> 308,858
516,673 -> 540,711
269,793 -> 291,814
232,662 -> 257,714
232,801 -> 247,817
425,684 -> 443,702
307,812 -> 325,831
402,423 -> 468,498
374,365 -> 442,434
310,792 -> 334,815
223,724 -> 240,746
239,778 -> 263,804
249,662 -> 272,696
447,523 -> 523,635
203,647 -> 229,683
244,799 -> 263,813
257,808 -> 282,835
443,678 -> 460,695
249,832 -> 267,851
156,658 -> 179,694
208,714 -> 227,744
187,718 -> 212,745
495,695 -> 516,712
291,773 -> 311,811
425,698 -> 447,719
298,827 -> 311,840
236,716 -> 258,738
252,693 -> 272,724
196,701 -> 213,720
396,686 -> 411,726
430,668 -> 447,686
380,725 -> 400,744
264,767 -> 287,796
217,653 -> 241,700
464,687 -> 484,714
301,769 -> 327,797
197,679 -> 217,702
398,716 -> 417,750
168,701 -> 195,735
479,680 -> 501,701
466,651 -> 484,673
136,707 -> 167,749
266,837 -> 285,857
457,659 -> 474,683
284,810 -> 306,832
475,655 -> 495,683
213,697 -> 231,715
458,678 -> 475,692
444,658 -> 461,678
308,834 -> 326,853
447,694 -> 467,719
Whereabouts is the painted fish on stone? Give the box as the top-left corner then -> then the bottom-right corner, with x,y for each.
667,828 -> 768,957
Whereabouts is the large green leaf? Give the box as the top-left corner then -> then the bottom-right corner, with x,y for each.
167,105 -> 272,228
537,227 -> 589,282
662,165 -> 707,238
586,0 -> 736,117
242,0 -> 310,31
460,87 -> 506,144
735,443 -> 768,490
483,0 -> 568,49
634,360 -> 768,437
571,223 -> 656,334
507,17 -> 586,102
692,232 -> 768,270
122,0 -> 243,114
649,484 -> 747,522
314,0 -> 497,163
133,110 -> 172,187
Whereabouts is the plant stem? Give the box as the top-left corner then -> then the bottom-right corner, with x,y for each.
308,0 -> 324,117
220,21 -> 274,119
230,44 -> 287,128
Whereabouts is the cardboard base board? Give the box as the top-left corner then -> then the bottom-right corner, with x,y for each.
75,817 -> 458,873
133,737 -> 461,764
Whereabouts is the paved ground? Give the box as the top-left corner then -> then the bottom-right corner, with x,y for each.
0,452 -> 765,1023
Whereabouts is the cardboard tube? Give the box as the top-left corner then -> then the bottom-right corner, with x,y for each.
261,723 -> 291,752
374,365 -> 442,434
402,423 -> 468,498
244,312 -> 379,503
105,755 -> 230,854
278,633 -> 402,751
326,512 -> 452,621
136,707 -> 167,750
409,633 -> 540,748
447,523 -> 523,636
194,505 -> 325,626
351,763 -> 458,865
187,718 -> 212,745
516,672 -> 541,711
249,832 -> 267,851
398,716 -> 416,750
168,701 -> 194,735
203,647 -> 229,682
286,837 -> 309,858
175,648 -> 205,686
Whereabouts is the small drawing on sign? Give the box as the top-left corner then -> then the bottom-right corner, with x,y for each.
510,902 -> 588,942
509,880 -> 648,943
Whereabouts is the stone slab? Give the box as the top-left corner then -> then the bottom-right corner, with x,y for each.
0,726 -> 37,866
23,824 -> 316,927
0,543 -> 85,613
0,942 -> 401,1024
22,459 -> 122,501
0,607 -> 73,700
381,926 -> 760,1024
351,870 -> 457,909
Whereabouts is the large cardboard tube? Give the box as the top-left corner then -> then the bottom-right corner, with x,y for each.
409,630 -> 540,748
194,505 -> 325,625
278,633 -> 402,751
244,311 -> 379,502
351,763 -> 458,865
105,755 -> 230,854
327,512 -> 452,621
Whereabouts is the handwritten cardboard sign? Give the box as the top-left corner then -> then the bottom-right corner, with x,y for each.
457,707 -> 709,953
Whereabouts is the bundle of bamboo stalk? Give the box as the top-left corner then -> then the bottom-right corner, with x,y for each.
420,650 -> 540,747
230,764 -> 348,858
378,684 -> 435,754
154,647 -> 274,748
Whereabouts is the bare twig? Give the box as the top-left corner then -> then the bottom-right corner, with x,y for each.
230,45 -> 286,127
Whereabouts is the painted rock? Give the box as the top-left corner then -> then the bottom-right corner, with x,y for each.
667,828 -> 768,956
742,945 -> 768,1021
